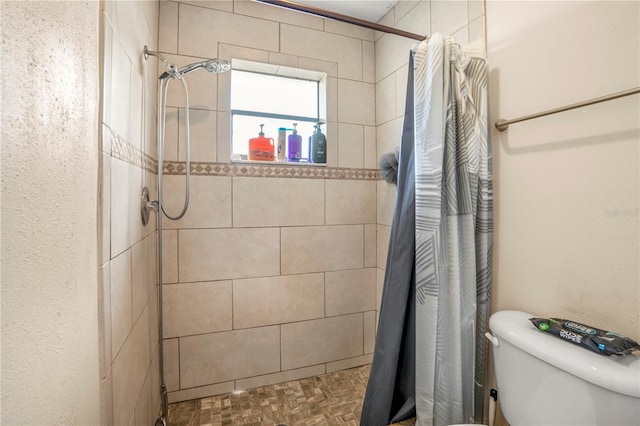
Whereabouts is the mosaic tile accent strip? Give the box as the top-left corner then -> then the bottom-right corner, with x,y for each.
107,126 -> 158,174
167,365 -> 416,426
163,161 -> 381,181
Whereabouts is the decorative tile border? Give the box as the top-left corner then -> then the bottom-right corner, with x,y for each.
163,161 -> 381,180
107,126 -> 158,174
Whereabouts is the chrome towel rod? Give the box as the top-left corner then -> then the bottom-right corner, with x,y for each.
495,87 -> 640,131
253,0 -> 427,41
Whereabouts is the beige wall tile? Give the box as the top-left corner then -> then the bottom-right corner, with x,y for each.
363,126 -> 377,169
180,326 -> 280,387
431,0 -> 469,36
394,0 -> 430,35
179,228 -> 280,282
282,228 -> 324,275
161,107 -> 179,162
158,1 -> 178,54
233,177 -> 325,227
323,18 -> 374,41
281,225 -> 364,275
168,381 -> 234,403
452,24 -> 470,45
100,152 -> 111,265
364,311 -> 376,354
129,71 -> 143,151
377,225 -> 391,271
112,306 -> 151,426
325,269 -> 376,316
298,57 -> 338,78
375,8 -> 395,41
337,123 -> 364,169
362,41 -> 375,84
110,249 -> 132,359
374,33 -> 413,83
395,64 -> 409,118
216,111 -> 231,163
234,0 -> 323,29
364,224 -> 377,268
281,24 -> 363,81
469,16 -> 484,42
101,20 -> 113,142
377,180 -> 397,227
326,354 -> 372,373
269,52 -> 299,68
99,263 -> 112,379
281,314 -> 363,370
162,176 -> 232,229
110,158 -> 144,258
106,0 -> 157,70
161,54 -> 218,111
133,363 -> 154,426
468,0 -> 484,21
377,268 -> 385,309
180,0 -> 233,12
149,353 -> 161,424
163,281 -> 232,338
393,0 -> 420,23
233,273 -> 324,329
105,29 -> 131,139
338,79 -> 375,126
376,117 -> 403,162
325,77 -> 338,123
326,180 -> 376,225
131,235 -> 153,324
179,108 -> 217,162
147,282 -> 159,359
325,122 -> 338,168
100,368 -> 114,426
161,230 -> 178,284
163,338 -> 180,392
179,4 -> 279,59
235,364 -> 325,390
376,73 -> 396,125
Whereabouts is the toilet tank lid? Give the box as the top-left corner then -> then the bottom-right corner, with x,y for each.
489,310 -> 640,398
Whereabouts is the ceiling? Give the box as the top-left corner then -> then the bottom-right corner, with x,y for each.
294,0 -> 399,23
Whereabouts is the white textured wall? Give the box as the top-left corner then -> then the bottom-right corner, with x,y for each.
487,1 -> 639,339
0,1 -> 101,424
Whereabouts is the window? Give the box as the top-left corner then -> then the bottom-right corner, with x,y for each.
230,62 -> 326,164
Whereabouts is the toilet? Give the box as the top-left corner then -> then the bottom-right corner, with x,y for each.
469,310 -> 640,425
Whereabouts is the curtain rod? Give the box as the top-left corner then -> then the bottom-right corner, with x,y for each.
253,0 -> 427,41
495,87 -> 640,131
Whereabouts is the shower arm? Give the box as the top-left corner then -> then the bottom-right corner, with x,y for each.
144,46 -> 182,80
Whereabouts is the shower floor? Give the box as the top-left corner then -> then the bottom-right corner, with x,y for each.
167,365 -> 416,426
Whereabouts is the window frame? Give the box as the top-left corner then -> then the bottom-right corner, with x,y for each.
229,66 -> 327,164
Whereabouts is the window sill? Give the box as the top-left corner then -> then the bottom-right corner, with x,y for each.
231,158 -> 327,167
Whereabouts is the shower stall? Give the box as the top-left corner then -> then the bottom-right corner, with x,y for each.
97,0 -> 486,425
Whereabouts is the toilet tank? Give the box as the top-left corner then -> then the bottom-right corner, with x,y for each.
488,311 -> 640,426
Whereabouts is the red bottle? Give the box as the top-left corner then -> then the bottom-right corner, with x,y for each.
248,124 -> 274,161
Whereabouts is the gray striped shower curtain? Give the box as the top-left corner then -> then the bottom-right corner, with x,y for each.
413,34 -> 492,426
361,34 -> 492,426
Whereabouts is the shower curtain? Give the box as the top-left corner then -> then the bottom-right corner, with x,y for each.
361,34 -> 492,426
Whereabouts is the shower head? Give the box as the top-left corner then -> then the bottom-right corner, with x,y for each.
159,58 -> 231,79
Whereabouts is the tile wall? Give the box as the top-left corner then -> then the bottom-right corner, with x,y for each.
99,1 -> 161,424
374,0 -> 485,316
157,0 -> 379,403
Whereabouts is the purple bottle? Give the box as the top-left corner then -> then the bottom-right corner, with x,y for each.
287,123 -> 302,162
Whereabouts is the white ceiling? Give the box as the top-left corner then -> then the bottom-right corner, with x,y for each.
294,0 -> 399,23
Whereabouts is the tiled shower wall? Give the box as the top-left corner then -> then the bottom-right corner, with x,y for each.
375,0 -> 486,302
157,0 -> 379,403
99,1 -> 161,424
